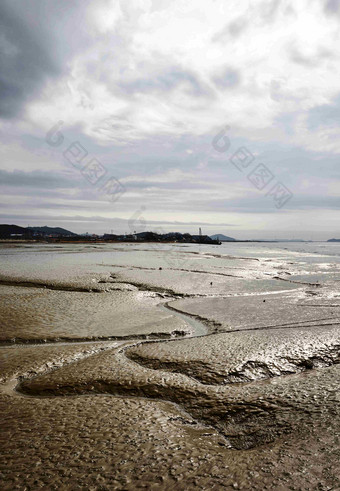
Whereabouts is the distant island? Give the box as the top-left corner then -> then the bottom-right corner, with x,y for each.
0,224 -> 221,245
27,226 -> 77,236
210,234 -> 235,241
2,224 -> 332,244
0,224 -> 29,238
102,231 -> 221,244
0,224 -> 76,239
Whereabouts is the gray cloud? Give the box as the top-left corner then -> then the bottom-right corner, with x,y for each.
213,0 -> 285,44
0,2 -> 58,117
228,17 -> 248,38
123,180 -> 214,190
289,45 -> 333,67
118,66 -> 211,97
213,67 -> 240,89
0,213 -> 235,228
187,194 -> 340,213
324,0 -> 340,14
0,0 -> 92,118
213,17 -> 248,43
0,169 -> 76,189
259,0 -> 282,23
273,112 -> 297,135
290,48 -> 318,67
307,93 -> 340,129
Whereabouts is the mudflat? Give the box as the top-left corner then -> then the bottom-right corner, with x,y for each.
1,242 -> 339,489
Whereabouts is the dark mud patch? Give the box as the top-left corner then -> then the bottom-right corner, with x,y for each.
17,373 -> 292,451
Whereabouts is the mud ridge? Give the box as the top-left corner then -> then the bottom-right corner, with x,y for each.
231,318 -> 340,332
163,302 -> 340,335
0,279 -> 102,293
273,276 -> 322,287
164,301 -> 222,331
98,264 -> 243,277
297,304 -> 340,308
106,275 -> 189,297
127,345 -> 340,385
202,253 -> 260,261
0,329 -> 189,347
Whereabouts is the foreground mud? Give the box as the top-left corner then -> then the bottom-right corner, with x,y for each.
2,370 -> 340,490
0,242 -> 339,489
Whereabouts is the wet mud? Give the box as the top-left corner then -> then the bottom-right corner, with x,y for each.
1,242 -> 340,489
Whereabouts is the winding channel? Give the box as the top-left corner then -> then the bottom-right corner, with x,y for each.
0,301 -> 209,399
1,288 -> 340,452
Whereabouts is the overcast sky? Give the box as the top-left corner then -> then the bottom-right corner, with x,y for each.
1,0 -> 339,239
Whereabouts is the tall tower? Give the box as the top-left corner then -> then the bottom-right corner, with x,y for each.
199,227 -> 202,236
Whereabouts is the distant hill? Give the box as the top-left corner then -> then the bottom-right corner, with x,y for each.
210,234 -> 235,241
327,238 -> 340,242
0,224 -> 77,239
0,224 -> 33,239
27,226 -> 77,236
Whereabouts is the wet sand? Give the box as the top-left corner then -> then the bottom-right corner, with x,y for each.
0,242 -> 339,489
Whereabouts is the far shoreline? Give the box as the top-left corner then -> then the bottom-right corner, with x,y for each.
0,238 -> 322,244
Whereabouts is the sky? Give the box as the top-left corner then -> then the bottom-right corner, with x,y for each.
0,0 -> 340,240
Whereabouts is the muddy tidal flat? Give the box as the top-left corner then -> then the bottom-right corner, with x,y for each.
0,241 -> 340,490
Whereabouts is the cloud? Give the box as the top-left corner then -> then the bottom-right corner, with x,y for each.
0,0 -> 106,118
118,65 -> 211,97
122,179 -> 214,190
0,212 -> 236,232
0,169 -> 76,189
324,0 -> 340,15
0,1 -> 59,117
259,0 -> 283,23
213,67 -> 240,89
0,0 -> 340,238
213,16 -> 248,42
228,17 -> 248,37
307,93 -> 340,129
289,45 -> 333,67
